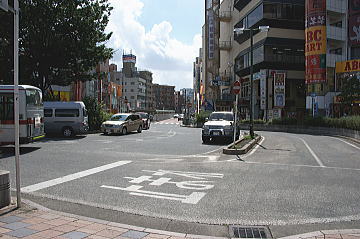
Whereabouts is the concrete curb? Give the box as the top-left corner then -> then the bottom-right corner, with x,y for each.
222,135 -> 261,155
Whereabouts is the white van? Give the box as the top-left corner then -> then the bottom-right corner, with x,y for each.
44,101 -> 89,137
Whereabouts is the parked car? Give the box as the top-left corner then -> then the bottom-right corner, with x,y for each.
138,112 -> 151,130
44,101 -> 89,137
201,111 -> 239,143
101,113 -> 143,135
173,114 -> 179,118
178,114 -> 184,121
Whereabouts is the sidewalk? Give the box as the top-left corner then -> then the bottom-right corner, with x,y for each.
0,201 -> 360,239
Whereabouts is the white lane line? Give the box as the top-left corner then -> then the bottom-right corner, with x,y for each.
21,160 -> 132,193
336,138 -> 360,151
298,137 -> 325,167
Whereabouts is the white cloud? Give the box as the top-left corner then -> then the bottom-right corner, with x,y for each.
106,0 -> 201,90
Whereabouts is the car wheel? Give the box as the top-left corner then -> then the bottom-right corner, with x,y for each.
121,127 -> 127,135
62,127 -> 73,137
103,131 -> 109,135
202,136 -> 210,144
137,125 -> 142,133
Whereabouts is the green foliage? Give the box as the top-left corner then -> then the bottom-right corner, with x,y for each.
0,0 -> 114,91
270,117 -> 298,125
240,119 -> 266,124
339,76 -> 360,104
268,116 -> 360,131
195,111 -> 211,124
83,96 -> 111,131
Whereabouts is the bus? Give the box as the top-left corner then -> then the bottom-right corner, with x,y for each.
0,85 -> 45,145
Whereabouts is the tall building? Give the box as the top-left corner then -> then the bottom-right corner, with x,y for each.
153,84 -> 175,110
109,53 -> 155,112
305,0 -> 360,116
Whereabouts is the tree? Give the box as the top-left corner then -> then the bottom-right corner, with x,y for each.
339,75 -> 360,105
83,96 -> 111,130
0,0 -> 113,92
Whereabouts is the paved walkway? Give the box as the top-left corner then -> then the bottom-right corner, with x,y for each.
0,201 -> 360,239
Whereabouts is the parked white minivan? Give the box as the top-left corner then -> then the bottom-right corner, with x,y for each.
44,101 -> 89,137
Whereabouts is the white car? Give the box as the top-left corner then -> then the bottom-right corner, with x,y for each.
202,111 -> 239,143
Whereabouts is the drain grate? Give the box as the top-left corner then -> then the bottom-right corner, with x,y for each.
229,226 -> 271,238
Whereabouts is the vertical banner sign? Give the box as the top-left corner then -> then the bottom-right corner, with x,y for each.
274,73 -> 286,108
208,11 -> 215,59
305,0 -> 327,84
349,0 -> 360,46
259,70 -> 267,110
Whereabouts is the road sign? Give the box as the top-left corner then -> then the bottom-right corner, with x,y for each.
233,80 -> 241,94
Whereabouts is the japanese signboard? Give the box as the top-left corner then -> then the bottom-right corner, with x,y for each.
305,0 -> 327,84
349,0 -> 360,46
208,10 -> 215,59
273,73 -> 286,108
336,59 -> 360,73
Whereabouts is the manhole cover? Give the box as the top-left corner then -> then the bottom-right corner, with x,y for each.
229,225 -> 272,238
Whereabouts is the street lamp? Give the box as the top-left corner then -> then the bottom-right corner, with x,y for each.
233,25 -> 269,138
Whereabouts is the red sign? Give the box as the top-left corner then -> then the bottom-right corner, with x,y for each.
233,80 -> 241,94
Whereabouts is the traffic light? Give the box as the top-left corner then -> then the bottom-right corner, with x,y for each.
0,0 -> 8,11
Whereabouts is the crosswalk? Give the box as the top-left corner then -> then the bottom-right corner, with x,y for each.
153,122 -> 180,125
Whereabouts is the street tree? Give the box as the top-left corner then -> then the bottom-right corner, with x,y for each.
339,75 -> 360,105
0,0 -> 114,92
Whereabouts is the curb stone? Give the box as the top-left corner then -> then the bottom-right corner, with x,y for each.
222,135 -> 261,155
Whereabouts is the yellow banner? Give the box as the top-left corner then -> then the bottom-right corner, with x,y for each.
336,59 -> 360,73
305,26 -> 326,56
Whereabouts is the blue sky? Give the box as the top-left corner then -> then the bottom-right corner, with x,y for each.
106,0 -> 204,90
139,0 -> 204,45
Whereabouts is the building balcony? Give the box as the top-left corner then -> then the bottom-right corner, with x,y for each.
219,11 -> 232,21
326,0 -> 346,14
326,53 -> 346,67
219,41 -> 232,51
327,25 -> 346,41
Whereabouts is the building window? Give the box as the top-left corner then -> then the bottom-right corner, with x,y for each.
351,47 -> 360,59
131,82 -> 135,85
131,89 -> 134,92
130,96 -> 135,99
248,4 -> 263,27
263,2 -> 304,21
329,48 -> 342,55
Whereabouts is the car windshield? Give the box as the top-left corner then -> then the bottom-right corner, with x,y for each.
139,113 -> 148,119
209,113 -> 233,121
110,114 -> 128,121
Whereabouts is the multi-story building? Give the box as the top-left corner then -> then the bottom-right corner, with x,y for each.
110,54 -> 155,112
193,49 -> 204,112
174,91 -> 183,113
232,0 -> 306,120
153,84 -> 175,110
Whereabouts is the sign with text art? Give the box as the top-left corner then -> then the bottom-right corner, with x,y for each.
274,73 -> 286,108
305,0 -> 327,84
349,0 -> 360,46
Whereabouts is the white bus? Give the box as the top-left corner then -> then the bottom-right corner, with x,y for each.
0,85 -> 45,145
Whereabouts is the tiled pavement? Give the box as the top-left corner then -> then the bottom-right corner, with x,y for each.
0,203 -> 360,239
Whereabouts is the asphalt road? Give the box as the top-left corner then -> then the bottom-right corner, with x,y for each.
1,118 -> 360,237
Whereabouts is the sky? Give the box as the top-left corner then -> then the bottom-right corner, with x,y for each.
105,0 -> 204,90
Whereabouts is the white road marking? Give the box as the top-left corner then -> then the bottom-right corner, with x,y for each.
336,138 -> 360,151
241,160 -> 360,172
298,137 -> 325,167
101,185 -> 206,204
21,160 -> 132,193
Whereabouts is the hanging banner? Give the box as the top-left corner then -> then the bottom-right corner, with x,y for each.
349,0 -> 360,46
305,0 -> 327,84
274,73 -> 286,108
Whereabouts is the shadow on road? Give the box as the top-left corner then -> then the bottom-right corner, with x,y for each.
40,135 -> 87,142
257,143 -> 292,151
0,146 -> 41,159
